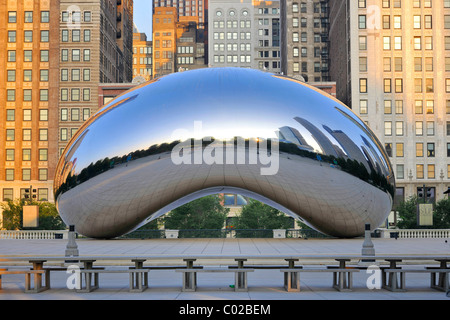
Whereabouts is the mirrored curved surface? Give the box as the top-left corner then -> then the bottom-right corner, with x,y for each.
54,68 -> 395,238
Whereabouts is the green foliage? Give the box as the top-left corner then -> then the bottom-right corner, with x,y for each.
163,195 -> 229,230
234,199 -> 292,230
396,196 -> 450,229
433,198 -> 450,229
1,199 -> 66,230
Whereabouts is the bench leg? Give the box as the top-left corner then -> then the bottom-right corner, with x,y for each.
76,272 -> 99,293
235,272 -> 248,292
284,271 -> 300,292
431,272 -> 449,292
333,272 -> 352,292
182,272 -> 196,292
129,272 -> 148,293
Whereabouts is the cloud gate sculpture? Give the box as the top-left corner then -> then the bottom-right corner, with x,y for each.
54,68 -> 395,239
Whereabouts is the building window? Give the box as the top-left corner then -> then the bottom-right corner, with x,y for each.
6,149 -> 15,161
23,129 -> 32,141
385,122 -> 392,136
396,143 -> 404,157
416,121 -> 423,136
416,164 -> 424,179
3,188 -> 14,201
6,129 -> 15,141
40,30 -> 49,42
427,143 -> 435,157
385,143 -> 392,157
39,169 -> 48,181
416,143 -> 424,157
360,78 -> 367,93
359,15 -> 366,29
384,79 -> 391,93
39,129 -> 48,141
39,149 -> 48,161
360,100 -> 368,114
22,169 -> 31,181
23,149 -> 31,161
427,164 -> 435,179
5,169 -> 14,181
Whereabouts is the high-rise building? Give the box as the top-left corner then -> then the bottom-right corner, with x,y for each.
133,30 -> 153,81
0,0 -> 133,210
208,0 -> 281,73
280,0 -> 330,82
152,6 -> 177,77
152,6 -> 207,78
329,0 -> 450,203
58,0 -> 134,155
0,0 -> 60,203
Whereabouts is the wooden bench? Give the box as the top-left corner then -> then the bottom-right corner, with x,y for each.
281,268 -> 360,292
0,268 -> 48,293
383,268 -> 450,292
76,269 -> 150,293
176,268 -> 254,292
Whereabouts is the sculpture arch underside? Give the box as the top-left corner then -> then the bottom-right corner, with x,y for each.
54,68 -> 394,239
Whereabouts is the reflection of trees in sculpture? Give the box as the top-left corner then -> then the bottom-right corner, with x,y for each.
278,141 -> 394,197
55,138 -> 393,200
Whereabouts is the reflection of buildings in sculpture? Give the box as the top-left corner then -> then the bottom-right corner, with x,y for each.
277,126 -> 314,152
294,117 -> 338,157
361,136 -> 386,176
176,17 -> 207,72
323,125 -> 370,172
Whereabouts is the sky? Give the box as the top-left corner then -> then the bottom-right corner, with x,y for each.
134,0 -> 153,39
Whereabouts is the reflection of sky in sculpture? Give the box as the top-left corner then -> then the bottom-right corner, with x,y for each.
67,68 -> 386,176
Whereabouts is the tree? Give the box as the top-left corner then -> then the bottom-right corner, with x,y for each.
163,195 -> 229,230
1,199 -> 66,230
433,198 -> 450,229
234,199 -> 292,230
396,196 -> 420,229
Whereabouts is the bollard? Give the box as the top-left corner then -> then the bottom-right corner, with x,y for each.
65,225 -> 79,257
361,224 -> 375,263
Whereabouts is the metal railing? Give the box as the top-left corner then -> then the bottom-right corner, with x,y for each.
0,230 -> 68,240
120,228 -> 332,239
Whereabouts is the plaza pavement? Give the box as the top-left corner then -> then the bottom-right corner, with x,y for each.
0,237 -> 449,301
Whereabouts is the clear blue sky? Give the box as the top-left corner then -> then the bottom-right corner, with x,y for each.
134,0 -> 153,39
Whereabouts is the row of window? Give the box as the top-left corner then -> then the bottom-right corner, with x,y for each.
61,29 -> 91,42
5,89 -> 49,102
394,164 -> 450,180
7,50 -> 49,62
4,169 -> 48,182
359,78 -> 450,94
6,129 -> 49,142
2,188 -> 49,202
369,56 -> 445,73
359,0 -> 450,9
61,48 -> 91,62
61,69 -> 91,82
213,20 -> 251,29
212,55 -> 252,64
8,11 -> 50,23
61,11 -> 92,23
292,32 -> 327,43
60,88 -> 91,102
7,30 -> 50,43
7,70 -> 50,82
6,109 -> 48,122
292,2 -> 327,14
292,61 -> 328,73
213,32 -> 252,40
292,17 -> 328,29
386,142 -> 450,158
60,108 -> 91,122
365,99 -> 450,115
359,14 -> 450,30
5,149 -> 49,162
381,121 -> 450,136
214,43 -> 251,52
293,47 -> 327,58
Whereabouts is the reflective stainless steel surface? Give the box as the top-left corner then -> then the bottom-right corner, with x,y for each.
54,68 -> 394,239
